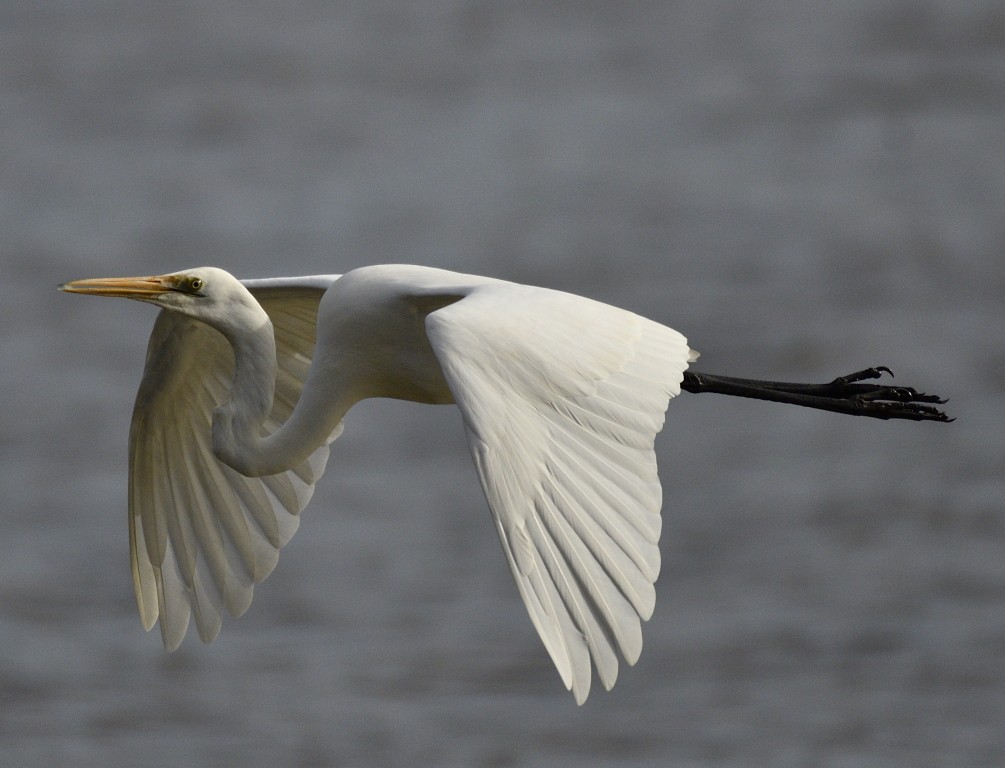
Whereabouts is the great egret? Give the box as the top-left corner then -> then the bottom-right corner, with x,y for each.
60,265 -> 949,703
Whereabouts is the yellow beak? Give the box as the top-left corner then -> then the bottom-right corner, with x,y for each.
58,275 -> 175,299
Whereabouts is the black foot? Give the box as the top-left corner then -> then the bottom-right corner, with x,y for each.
681,367 -> 953,422
824,368 -> 952,421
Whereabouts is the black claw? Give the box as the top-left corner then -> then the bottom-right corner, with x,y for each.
833,367 -> 893,386
861,398 -> 953,422
830,367 -> 954,421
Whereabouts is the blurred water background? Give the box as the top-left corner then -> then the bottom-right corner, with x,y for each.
2,2 -> 1003,766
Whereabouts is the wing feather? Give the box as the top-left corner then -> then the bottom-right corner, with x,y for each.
127,276 -> 339,649
426,283 -> 692,703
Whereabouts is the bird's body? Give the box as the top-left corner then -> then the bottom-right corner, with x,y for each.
60,264 -> 949,703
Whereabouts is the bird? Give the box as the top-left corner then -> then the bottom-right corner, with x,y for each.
59,264 -> 950,703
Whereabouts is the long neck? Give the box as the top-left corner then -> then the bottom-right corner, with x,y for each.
211,317 -> 349,477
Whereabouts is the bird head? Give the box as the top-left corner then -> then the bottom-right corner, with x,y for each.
60,267 -> 268,334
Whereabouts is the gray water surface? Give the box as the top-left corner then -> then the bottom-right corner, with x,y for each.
2,2 -> 1003,766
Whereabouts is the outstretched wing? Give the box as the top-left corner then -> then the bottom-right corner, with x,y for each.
425,283 -> 694,704
128,275 -> 341,650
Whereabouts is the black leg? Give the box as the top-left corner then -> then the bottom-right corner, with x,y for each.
680,367 -> 952,422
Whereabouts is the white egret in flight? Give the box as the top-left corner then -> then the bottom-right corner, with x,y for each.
60,265 -> 949,703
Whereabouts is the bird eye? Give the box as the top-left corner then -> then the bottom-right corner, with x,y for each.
188,277 -> 205,293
